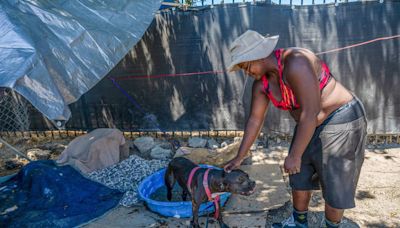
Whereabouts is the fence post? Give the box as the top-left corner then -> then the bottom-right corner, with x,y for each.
80,95 -> 92,130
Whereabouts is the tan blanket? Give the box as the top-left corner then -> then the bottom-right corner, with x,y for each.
56,128 -> 128,173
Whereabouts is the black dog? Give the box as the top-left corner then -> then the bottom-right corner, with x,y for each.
165,157 -> 256,228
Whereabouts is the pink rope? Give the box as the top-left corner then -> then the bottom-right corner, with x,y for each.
112,34 -> 400,80
316,34 -> 400,55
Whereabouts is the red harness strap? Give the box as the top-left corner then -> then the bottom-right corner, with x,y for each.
187,166 -> 201,192
186,167 -> 221,219
203,168 -> 221,219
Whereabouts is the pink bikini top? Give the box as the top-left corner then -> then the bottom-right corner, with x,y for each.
262,49 -> 331,110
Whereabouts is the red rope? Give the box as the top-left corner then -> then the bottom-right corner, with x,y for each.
112,34 -> 400,80
316,34 -> 400,55
113,70 -> 225,80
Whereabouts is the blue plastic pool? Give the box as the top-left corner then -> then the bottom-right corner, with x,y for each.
138,165 -> 231,218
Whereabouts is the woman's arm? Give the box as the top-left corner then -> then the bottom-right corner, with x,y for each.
284,53 -> 320,174
224,79 -> 269,172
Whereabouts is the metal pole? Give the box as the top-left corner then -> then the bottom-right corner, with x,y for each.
80,95 -> 92,130
0,137 -> 32,161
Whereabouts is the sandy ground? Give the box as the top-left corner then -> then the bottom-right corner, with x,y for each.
1,136 -> 399,227
266,146 -> 400,228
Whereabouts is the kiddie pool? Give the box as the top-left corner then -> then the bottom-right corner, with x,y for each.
138,165 -> 231,218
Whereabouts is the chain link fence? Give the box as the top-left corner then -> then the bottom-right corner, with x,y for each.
0,88 -> 30,132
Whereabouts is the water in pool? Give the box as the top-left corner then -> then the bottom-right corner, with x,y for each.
150,184 -> 192,202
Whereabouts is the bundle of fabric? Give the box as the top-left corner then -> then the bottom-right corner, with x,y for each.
56,128 -> 129,174
88,155 -> 169,206
0,160 -> 122,227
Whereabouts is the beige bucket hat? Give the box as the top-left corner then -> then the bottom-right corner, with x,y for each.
228,30 -> 279,72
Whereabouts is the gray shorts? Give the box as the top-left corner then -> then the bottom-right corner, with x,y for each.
289,97 -> 367,209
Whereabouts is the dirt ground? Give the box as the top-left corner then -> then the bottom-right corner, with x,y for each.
0,135 -> 71,176
266,146 -> 400,228
1,135 -> 399,227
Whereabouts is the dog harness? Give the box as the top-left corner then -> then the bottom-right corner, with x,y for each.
187,167 -> 201,191
187,167 -> 221,219
261,48 -> 332,110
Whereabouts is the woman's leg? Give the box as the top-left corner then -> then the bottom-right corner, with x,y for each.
271,190 -> 311,228
317,98 -> 367,227
325,203 -> 344,223
292,190 -> 311,211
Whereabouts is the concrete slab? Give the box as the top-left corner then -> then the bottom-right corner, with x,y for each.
224,164 -> 290,213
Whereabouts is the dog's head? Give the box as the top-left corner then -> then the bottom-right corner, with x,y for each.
222,169 -> 256,196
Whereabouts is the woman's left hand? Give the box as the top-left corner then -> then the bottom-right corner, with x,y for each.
284,154 -> 302,175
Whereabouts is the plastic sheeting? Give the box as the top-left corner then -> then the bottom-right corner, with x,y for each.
0,160 -> 123,227
0,0 -> 161,127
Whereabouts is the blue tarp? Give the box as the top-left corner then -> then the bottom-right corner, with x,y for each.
0,160 -> 123,227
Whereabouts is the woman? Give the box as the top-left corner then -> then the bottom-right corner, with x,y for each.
224,30 -> 367,228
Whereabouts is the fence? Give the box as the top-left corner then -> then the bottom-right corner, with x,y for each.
1,0 -> 399,135
0,89 -> 29,132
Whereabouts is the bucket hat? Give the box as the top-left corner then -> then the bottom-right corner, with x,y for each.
228,30 -> 279,72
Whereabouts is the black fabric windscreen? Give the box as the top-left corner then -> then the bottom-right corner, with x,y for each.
35,1 -> 399,134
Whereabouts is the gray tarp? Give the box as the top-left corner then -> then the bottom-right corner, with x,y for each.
0,0 -> 161,127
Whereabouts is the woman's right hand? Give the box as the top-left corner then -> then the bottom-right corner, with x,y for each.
224,156 -> 243,173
